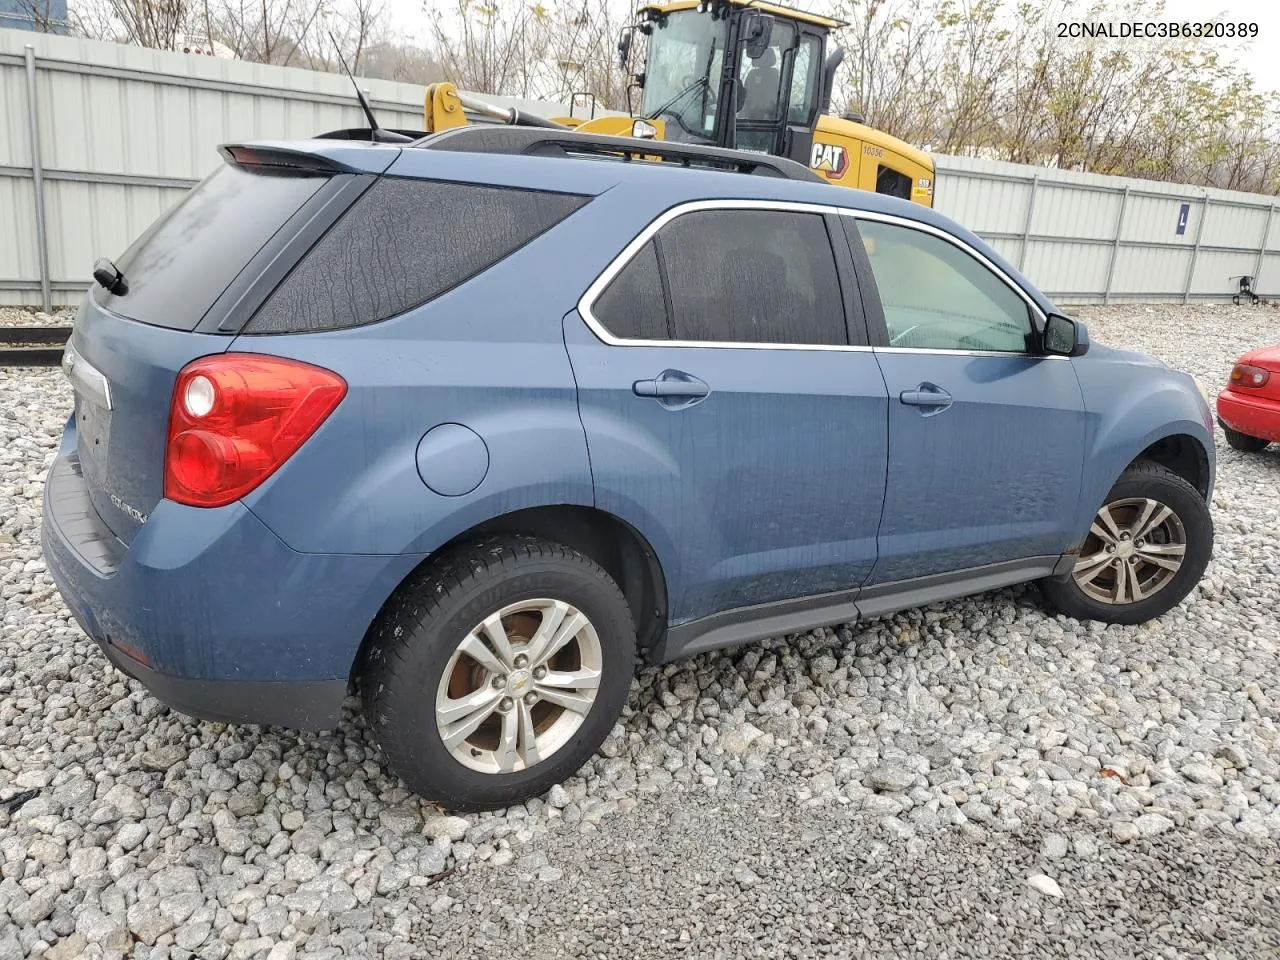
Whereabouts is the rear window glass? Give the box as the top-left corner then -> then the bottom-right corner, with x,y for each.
246,179 -> 589,334
101,164 -> 325,330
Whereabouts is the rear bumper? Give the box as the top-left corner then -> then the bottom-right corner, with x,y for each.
1216,389 -> 1280,443
41,421 -> 421,730
98,637 -> 348,729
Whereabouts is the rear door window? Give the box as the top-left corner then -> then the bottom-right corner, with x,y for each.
247,179 -> 588,333
658,209 -> 847,346
101,164 -> 326,330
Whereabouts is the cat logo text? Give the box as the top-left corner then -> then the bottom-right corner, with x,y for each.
810,143 -> 849,181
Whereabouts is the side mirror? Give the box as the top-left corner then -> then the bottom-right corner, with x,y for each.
742,13 -> 774,59
1043,313 -> 1087,357
617,27 -> 634,71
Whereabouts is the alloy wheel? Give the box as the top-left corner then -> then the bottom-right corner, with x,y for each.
434,598 -> 603,774
1072,497 -> 1188,605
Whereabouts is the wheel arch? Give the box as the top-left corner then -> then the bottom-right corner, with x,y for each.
1074,413 -> 1214,547
351,504 -> 670,683
1126,432 -> 1211,499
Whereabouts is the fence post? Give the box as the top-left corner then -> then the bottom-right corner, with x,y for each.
1102,186 -> 1129,305
1017,175 -> 1039,271
24,44 -> 52,314
1252,204 -> 1274,296
1182,194 -> 1208,304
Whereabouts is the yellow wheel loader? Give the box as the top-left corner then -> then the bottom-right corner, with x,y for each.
422,0 -> 935,207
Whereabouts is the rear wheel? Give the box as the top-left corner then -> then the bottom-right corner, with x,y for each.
1040,461 -> 1212,625
1223,425 -> 1270,452
361,535 -> 635,811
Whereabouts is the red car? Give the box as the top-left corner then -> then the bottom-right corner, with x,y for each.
1217,345 -> 1280,452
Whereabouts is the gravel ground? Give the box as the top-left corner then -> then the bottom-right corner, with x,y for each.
0,302 -> 1277,959
0,309 -> 74,329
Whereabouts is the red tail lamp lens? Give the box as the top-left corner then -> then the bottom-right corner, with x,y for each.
1230,363 -> 1271,388
164,354 -> 346,508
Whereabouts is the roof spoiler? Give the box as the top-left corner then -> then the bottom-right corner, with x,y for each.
217,144 -> 359,176
315,127 -> 430,143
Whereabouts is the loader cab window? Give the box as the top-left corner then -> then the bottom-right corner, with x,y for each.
788,35 -> 822,125
734,19 -> 798,155
737,21 -> 796,122
876,164 -> 913,201
640,11 -> 727,145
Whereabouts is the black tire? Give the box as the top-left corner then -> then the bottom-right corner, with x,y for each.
1223,425 -> 1270,452
1040,460 -> 1212,625
361,535 -> 635,812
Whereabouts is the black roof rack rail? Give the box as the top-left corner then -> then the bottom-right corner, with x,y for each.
415,126 -> 824,183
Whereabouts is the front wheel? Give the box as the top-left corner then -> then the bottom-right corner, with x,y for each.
1040,461 -> 1212,625
361,535 -> 636,812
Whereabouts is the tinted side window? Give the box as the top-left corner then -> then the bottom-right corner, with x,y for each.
592,240 -> 670,340
658,210 -> 846,346
247,179 -> 587,333
875,165 -> 913,200
857,218 -> 1033,353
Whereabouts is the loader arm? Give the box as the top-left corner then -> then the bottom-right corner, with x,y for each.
424,83 -> 572,133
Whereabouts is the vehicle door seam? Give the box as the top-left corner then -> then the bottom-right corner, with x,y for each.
560,310 -> 598,509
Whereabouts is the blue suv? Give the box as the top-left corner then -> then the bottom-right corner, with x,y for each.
43,127 -> 1216,810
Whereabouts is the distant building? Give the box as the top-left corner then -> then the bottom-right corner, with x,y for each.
0,0 -> 69,33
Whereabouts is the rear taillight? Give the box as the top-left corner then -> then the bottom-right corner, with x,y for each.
1230,363 -> 1271,389
164,354 -> 346,508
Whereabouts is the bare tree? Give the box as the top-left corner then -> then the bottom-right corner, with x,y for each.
202,0 -> 322,66
425,0 -> 541,96
359,39 -> 446,83
323,0 -> 386,73
110,0 -> 188,48
13,0 -> 68,32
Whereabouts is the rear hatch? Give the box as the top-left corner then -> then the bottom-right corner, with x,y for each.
67,144 -> 396,544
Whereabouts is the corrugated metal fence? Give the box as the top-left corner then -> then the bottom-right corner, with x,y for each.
933,155 -> 1279,304
4,26 -> 1280,308
0,27 -> 578,308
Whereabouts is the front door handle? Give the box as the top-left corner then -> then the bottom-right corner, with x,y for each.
633,370 -> 710,409
899,383 -> 953,413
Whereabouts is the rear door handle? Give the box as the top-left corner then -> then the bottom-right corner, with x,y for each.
899,383 -> 953,411
633,370 -> 710,408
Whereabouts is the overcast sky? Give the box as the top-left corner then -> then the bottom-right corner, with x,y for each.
382,0 -> 1280,96
1160,0 -> 1280,92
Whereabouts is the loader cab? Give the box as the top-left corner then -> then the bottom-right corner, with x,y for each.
631,0 -> 845,167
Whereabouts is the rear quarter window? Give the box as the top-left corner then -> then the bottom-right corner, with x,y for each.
245,178 -> 589,333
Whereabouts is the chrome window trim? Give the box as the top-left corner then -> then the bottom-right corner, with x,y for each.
875,345 -> 1066,359
576,198 -> 1066,359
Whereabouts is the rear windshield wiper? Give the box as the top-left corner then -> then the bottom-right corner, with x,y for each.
92,258 -> 128,296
